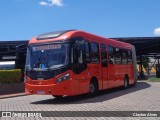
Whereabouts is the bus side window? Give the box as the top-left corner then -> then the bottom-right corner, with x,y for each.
90,42 -> 100,64
115,47 -> 122,64
73,39 -> 87,74
121,49 -> 127,64
85,41 -> 91,63
100,44 -> 107,67
77,40 -> 85,64
127,50 -> 133,64
108,46 -> 115,64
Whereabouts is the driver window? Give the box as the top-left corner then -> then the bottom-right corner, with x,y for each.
76,40 -> 85,64
78,50 -> 83,64
73,38 -> 87,74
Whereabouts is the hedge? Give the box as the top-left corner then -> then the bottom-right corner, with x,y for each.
148,77 -> 160,82
0,69 -> 21,84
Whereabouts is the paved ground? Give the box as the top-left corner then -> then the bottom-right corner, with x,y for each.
0,82 -> 24,95
0,81 -> 160,120
0,93 -> 26,99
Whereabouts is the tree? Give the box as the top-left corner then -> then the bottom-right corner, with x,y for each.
142,56 -> 150,69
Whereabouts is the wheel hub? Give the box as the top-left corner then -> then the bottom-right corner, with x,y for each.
90,83 -> 95,93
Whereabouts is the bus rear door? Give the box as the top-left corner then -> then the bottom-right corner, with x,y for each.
100,44 -> 108,89
107,46 -> 116,88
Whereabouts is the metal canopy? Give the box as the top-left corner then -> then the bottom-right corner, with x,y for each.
113,37 -> 160,78
112,37 -> 160,57
1,37 -> 160,57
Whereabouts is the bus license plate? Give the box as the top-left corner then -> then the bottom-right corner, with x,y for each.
37,90 -> 45,94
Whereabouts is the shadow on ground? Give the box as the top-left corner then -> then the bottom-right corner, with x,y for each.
31,81 -> 150,105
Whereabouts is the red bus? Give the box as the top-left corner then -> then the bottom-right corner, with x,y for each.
24,30 -> 137,98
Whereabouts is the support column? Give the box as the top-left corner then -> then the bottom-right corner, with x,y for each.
140,54 -> 143,73
156,56 -> 160,78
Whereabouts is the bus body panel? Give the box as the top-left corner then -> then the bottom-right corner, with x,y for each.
101,63 -> 108,90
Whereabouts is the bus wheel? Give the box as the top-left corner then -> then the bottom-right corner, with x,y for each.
88,81 -> 98,97
52,95 -> 63,99
124,76 -> 129,89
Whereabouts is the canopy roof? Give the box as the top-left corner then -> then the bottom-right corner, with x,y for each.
1,37 -> 160,57
113,37 -> 160,57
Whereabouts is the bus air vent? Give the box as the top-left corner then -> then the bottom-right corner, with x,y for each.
37,30 -> 76,40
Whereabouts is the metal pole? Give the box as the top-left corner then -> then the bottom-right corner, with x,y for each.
156,56 -> 160,78
140,54 -> 143,73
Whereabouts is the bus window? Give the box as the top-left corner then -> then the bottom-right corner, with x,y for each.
108,46 -> 115,64
100,44 -> 107,67
127,50 -> 133,64
121,49 -> 127,64
100,44 -> 106,49
90,42 -> 100,64
115,47 -> 121,64
73,39 -> 87,74
85,41 -> 90,63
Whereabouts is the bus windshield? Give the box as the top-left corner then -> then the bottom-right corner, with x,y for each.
26,43 -> 69,71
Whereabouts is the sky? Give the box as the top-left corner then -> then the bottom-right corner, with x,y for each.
0,0 -> 160,41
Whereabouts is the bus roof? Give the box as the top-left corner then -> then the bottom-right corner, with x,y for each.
37,30 -> 75,40
29,30 -> 132,48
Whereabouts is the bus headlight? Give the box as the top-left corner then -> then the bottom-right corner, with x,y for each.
56,73 -> 70,83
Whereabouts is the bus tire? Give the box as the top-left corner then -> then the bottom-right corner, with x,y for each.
88,80 -> 98,97
124,76 -> 129,89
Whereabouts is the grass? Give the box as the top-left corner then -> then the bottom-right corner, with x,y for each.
0,69 -> 21,84
148,77 -> 160,82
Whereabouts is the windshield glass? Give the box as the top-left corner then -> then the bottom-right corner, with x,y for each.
26,43 -> 69,71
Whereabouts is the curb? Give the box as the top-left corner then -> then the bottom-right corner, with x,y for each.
0,93 -> 26,99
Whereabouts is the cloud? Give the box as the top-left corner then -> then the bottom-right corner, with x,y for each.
154,27 -> 160,36
39,0 -> 64,7
39,1 -> 48,6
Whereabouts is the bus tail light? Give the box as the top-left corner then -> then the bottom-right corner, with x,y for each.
56,73 -> 70,83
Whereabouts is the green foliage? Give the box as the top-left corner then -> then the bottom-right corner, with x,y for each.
0,69 -> 21,84
142,56 -> 150,69
148,77 -> 160,82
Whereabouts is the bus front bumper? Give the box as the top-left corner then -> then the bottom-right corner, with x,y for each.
25,82 -> 73,96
